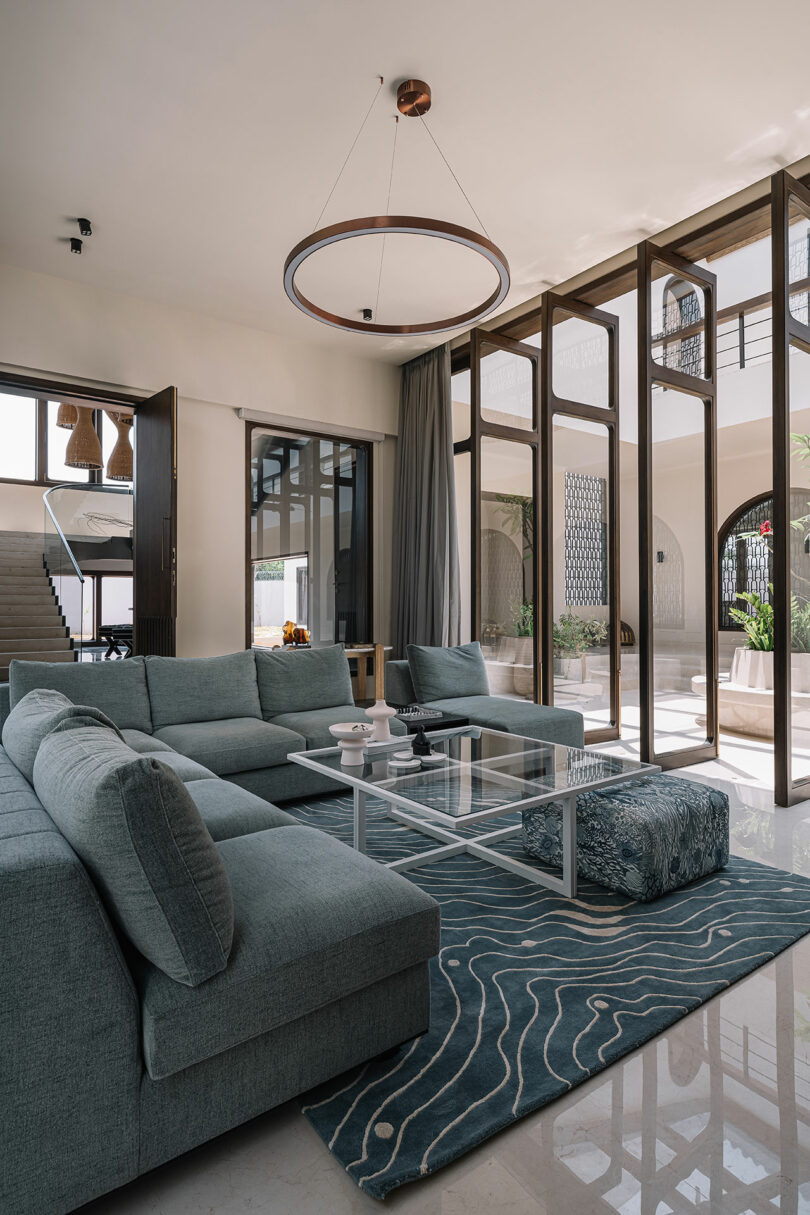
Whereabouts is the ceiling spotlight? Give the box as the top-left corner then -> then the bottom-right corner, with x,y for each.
362,307 -> 373,322
77,217 -> 92,237
70,237 -> 83,254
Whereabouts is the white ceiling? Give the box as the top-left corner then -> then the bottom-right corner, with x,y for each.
2,0 -> 810,365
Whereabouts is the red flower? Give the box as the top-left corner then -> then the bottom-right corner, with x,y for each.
760,520 -> 772,536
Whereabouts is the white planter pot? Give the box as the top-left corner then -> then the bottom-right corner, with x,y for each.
730,647 -> 773,690
730,646 -> 810,693
554,655 -> 585,682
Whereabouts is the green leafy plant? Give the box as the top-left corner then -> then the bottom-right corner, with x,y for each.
553,612 -> 608,657
791,595 -> 810,653
728,588 -> 774,650
493,494 -> 534,560
511,602 -> 534,637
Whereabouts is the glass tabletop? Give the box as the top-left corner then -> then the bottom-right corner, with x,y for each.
297,727 -> 655,819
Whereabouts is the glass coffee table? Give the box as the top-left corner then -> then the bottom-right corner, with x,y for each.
289,727 -> 658,897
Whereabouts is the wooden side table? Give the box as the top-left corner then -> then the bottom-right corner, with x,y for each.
344,643 -> 393,701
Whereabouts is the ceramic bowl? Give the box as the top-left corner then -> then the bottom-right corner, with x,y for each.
328,722 -> 375,742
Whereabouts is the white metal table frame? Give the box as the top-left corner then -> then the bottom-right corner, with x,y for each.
290,727 -> 659,898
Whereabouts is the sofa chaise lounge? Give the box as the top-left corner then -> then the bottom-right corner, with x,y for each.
385,641 -> 586,747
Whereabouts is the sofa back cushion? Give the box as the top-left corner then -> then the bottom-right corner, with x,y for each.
145,650 -> 261,729
34,720 -> 234,987
255,645 -> 354,718
9,656 -> 153,733
1,687 -> 123,782
407,642 -> 491,702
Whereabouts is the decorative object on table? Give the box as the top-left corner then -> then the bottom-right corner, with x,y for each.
65,405 -> 103,470
388,755 -> 420,771
283,77 -> 509,338
328,721 -> 374,767
105,413 -> 134,482
411,725 -> 431,757
394,705 -> 444,723
282,620 -> 311,646
364,698 -> 397,742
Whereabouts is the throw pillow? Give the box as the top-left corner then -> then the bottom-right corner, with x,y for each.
1,687 -> 123,783
34,720 -> 234,987
255,645 -> 354,718
407,641 -> 491,702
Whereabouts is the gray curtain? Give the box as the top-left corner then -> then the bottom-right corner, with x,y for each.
391,344 -> 460,656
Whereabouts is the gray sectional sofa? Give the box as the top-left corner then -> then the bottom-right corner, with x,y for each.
385,641 -> 586,747
0,647 -> 437,1215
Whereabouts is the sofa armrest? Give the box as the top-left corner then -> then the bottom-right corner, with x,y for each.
0,829 -> 141,1215
0,682 -> 9,731
384,660 -> 416,706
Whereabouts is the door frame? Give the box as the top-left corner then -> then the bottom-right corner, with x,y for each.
540,291 -> 621,742
637,241 -> 718,769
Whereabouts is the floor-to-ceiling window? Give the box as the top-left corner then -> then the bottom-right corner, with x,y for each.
248,427 -> 371,648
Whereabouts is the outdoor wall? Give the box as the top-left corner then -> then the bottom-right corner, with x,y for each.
0,263 -> 400,656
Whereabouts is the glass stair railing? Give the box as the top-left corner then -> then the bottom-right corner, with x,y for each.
43,483 -> 133,649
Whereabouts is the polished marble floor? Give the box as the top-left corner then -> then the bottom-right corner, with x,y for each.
80,741 -> 810,1215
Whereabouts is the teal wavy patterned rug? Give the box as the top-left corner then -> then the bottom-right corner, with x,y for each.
285,792 -> 810,1200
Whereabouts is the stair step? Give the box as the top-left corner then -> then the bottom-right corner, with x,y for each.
0,637 -> 73,654
4,651 -> 76,666
0,625 -> 68,639
0,573 -> 50,585
0,593 -> 57,605
0,555 -> 45,567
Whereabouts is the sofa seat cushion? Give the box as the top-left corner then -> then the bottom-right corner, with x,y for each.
255,645 -> 354,718
153,718 -> 305,776
185,777 -> 297,841
34,722 -> 234,987
145,650 -> 262,729
135,824 -> 440,1079
425,695 -> 585,748
150,751 -> 215,783
9,655 -> 153,733
121,729 -> 175,754
270,705 -> 406,750
1,688 -> 123,782
407,642 -> 490,701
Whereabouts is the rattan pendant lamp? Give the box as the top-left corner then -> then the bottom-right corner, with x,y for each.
283,77 -> 509,336
55,402 -> 77,428
65,406 -> 102,470
105,413 -> 133,481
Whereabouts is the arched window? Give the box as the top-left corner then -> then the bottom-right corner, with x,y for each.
719,491 -> 809,629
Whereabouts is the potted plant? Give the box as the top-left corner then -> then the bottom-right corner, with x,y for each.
553,612 -> 608,682
511,601 -> 534,696
728,585 -> 810,691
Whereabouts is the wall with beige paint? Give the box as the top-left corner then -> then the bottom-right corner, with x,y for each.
0,263 -> 400,656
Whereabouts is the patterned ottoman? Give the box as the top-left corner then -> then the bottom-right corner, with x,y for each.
522,773 -> 729,902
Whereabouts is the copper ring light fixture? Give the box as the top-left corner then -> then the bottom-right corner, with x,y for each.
283,79 -> 510,337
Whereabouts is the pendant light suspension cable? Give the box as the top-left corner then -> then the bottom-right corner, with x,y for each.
374,114 -> 399,322
417,113 -> 491,238
315,75 -> 385,230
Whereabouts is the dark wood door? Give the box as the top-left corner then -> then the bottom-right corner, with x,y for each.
133,386 -> 177,656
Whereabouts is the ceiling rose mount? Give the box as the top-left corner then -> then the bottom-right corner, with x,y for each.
396,79 -> 431,117
283,76 -> 509,337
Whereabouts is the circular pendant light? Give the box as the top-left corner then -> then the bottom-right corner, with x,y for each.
283,78 -> 510,337
65,406 -> 102,470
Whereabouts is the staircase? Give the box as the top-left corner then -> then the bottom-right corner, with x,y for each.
0,531 -> 76,682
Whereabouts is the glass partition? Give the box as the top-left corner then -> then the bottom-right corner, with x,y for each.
479,437 -> 536,700
788,192 -> 810,327
250,429 -> 370,648
650,388 -> 709,752
480,346 -> 534,430
551,416 -> 611,731
788,345 -> 810,782
551,310 -> 610,408
650,260 -> 710,380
